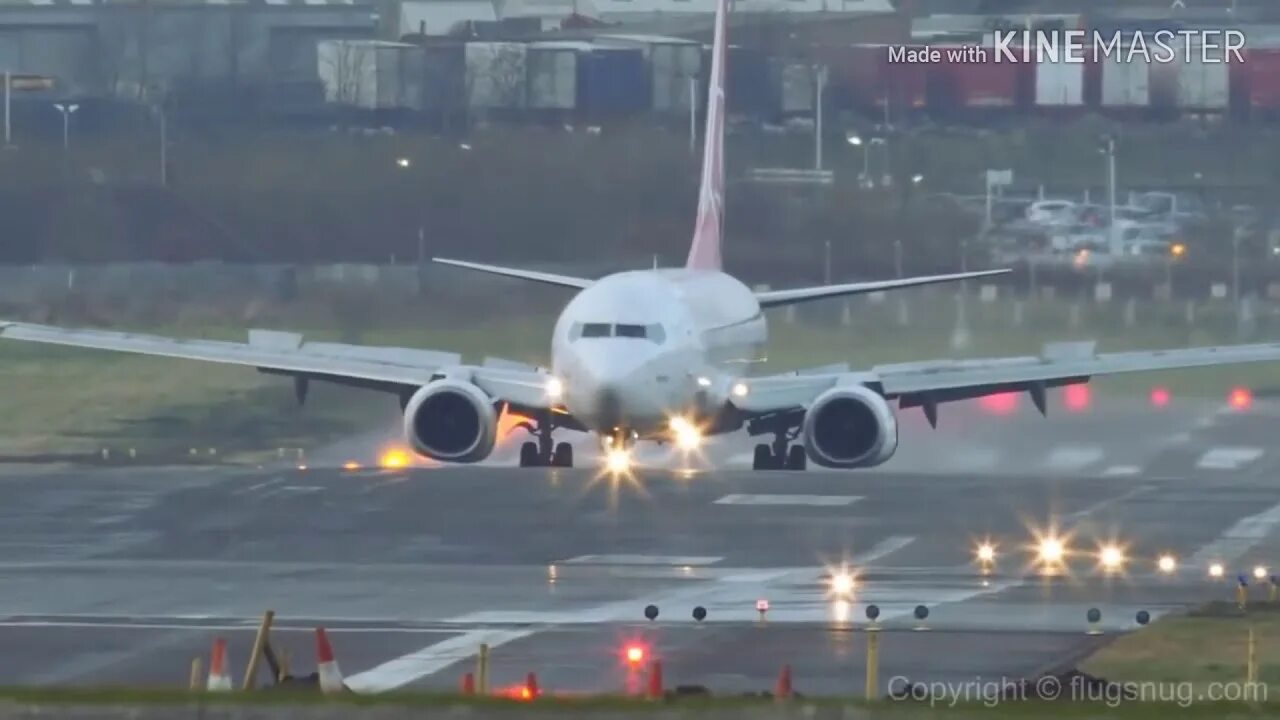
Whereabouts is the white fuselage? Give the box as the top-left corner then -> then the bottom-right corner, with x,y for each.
550,269 -> 767,438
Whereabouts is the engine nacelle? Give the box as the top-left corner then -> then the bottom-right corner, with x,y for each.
403,379 -> 498,463
802,384 -> 899,469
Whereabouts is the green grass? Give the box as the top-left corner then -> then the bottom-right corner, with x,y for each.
0,297 -> 1275,459
1082,613 -> 1278,686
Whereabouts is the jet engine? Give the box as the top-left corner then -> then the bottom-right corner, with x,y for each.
802,384 -> 898,468
402,379 -> 498,463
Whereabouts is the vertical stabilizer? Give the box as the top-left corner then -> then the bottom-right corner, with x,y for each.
684,0 -> 727,271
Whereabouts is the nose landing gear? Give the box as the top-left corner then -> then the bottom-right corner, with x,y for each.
518,411 -> 574,468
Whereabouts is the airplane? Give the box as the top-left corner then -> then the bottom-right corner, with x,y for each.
6,0 -> 1280,473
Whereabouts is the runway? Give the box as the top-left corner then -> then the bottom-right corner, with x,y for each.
0,394 -> 1277,696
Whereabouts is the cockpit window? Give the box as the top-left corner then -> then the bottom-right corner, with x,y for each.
568,322 -> 666,343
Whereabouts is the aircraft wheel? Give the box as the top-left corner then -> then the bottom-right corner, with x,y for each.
786,445 -> 807,471
553,442 -> 574,468
519,441 -> 540,468
752,444 -> 773,470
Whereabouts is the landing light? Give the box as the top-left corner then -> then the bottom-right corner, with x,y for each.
545,376 -> 564,400
731,382 -> 749,398
1158,555 -> 1177,574
696,376 -> 712,388
1254,565 -> 1268,581
1209,562 -> 1225,579
669,416 -> 702,451
605,448 -> 632,474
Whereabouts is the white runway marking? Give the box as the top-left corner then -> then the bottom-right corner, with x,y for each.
559,554 -> 723,566
713,494 -> 861,506
1044,445 -> 1103,471
0,620 -> 456,634
1195,447 -> 1264,470
344,628 -> 535,693
1189,502 -> 1280,568
1066,485 -> 1155,522
1101,465 -> 1141,477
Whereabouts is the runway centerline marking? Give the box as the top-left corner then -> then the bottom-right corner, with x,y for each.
713,494 -> 862,506
1066,485 -> 1156,522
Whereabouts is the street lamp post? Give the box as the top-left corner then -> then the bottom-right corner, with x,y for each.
813,65 -> 828,171
53,102 -> 78,149
1101,136 -> 1117,254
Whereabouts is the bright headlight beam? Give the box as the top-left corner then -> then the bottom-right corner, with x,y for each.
830,571 -> 855,596
1158,555 -> 1177,574
669,416 -> 702,451
545,377 -> 563,399
605,448 -> 631,474
976,542 -> 996,563
1209,562 -> 1225,579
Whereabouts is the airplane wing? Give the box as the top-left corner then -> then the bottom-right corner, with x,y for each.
734,340 -> 1280,425
0,321 -> 562,414
432,258 -> 594,290
753,268 -> 1010,309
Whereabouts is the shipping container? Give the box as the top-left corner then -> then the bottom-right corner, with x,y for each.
1099,54 -> 1149,107
724,46 -> 777,118
465,41 -> 528,109
1175,44 -> 1229,110
596,35 -> 702,113
1244,47 -> 1280,112
777,61 -> 814,115
931,49 -> 1023,110
577,48 -> 648,119
1034,56 -> 1084,106
527,41 -> 585,111
422,43 -> 467,115
317,40 -> 424,111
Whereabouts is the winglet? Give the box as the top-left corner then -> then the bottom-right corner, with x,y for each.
685,0 -> 727,272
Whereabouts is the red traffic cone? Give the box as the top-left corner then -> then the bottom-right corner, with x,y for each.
647,661 -> 664,699
460,672 -> 476,695
315,628 -> 346,694
775,664 -> 792,699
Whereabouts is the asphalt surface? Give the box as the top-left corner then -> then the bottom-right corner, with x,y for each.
0,394 -> 1277,696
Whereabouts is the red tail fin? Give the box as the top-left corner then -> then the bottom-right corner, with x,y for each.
685,0 -> 727,271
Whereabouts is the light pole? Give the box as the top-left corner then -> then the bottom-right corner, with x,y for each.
153,102 -> 168,187
813,65 -> 828,171
53,102 -> 78,150
1100,136 -> 1117,254
823,238 -> 831,284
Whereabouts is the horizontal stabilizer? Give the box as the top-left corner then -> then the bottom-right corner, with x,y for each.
754,268 -> 1010,308
432,258 -> 593,290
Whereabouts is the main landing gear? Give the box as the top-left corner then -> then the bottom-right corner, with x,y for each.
518,411 -> 574,468
749,418 -> 805,471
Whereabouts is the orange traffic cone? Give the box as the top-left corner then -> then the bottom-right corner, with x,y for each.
207,638 -> 232,691
775,664 -> 793,699
647,661 -> 663,699
460,672 -> 476,695
315,628 -> 346,693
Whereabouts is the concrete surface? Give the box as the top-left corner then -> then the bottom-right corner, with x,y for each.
0,395 -> 1276,698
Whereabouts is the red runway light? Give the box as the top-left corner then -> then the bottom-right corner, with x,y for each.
1064,384 -> 1091,412
980,391 -> 1018,415
1150,386 -> 1170,408
625,645 -> 646,665
1229,386 -> 1253,411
